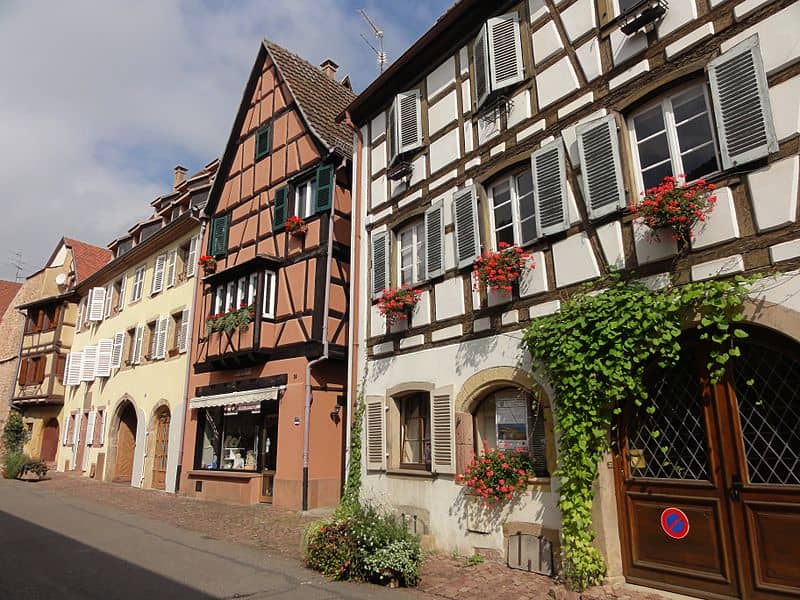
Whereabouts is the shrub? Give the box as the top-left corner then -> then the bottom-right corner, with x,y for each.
2,410 -> 26,453
2,451 -> 28,479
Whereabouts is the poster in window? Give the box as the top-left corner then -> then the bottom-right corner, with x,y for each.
496,397 -> 528,451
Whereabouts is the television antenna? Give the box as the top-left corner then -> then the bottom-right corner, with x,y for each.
9,251 -> 24,282
358,9 -> 387,73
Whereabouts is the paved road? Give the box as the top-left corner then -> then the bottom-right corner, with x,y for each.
0,478 -> 415,600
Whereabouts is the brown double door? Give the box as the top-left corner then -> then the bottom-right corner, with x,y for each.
151,410 -> 170,490
114,403 -> 137,483
615,330 -> 800,600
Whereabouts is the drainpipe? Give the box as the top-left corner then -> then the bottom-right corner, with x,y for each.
302,157 -> 339,511
175,212 -> 207,493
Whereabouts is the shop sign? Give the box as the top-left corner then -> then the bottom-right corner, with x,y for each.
496,396 -> 529,451
224,401 -> 261,416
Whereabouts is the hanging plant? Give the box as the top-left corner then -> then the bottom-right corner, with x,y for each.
198,255 -> 217,274
285,215 -> 308,237
206,304 -> 255,334
472,243 -> 533,292
455,443 -> 533,504
629,175 -> 717,244
377,286 -> 421,322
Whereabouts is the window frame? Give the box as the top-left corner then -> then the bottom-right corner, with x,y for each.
194,403 -> 274,473
130,265 -> 146,303
486,169 -> 536,250
262,270 -> 277,319
398,393 -> 431,471
293,177 -> 316,220
396,220 -> 426,287
255,123 -> 273,161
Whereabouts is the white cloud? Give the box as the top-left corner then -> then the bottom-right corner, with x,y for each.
0,0 -> 450,279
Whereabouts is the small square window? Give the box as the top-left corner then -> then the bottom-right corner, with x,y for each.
256,124 -> 272,160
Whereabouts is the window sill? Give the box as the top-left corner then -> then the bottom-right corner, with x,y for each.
187,469 -> 262,480
386,468 -> 434,479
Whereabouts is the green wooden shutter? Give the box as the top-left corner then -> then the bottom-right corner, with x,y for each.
256,124 -> 272,160
209,214 -> 229,256
315,163 -> 335,213
273,186 -> 288,231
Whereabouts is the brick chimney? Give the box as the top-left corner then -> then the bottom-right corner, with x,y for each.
320,59 -> 339,79
173,165 -> 187,190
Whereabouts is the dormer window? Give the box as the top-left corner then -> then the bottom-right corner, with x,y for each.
473,13 -> 524,110
387,90 -> 422,165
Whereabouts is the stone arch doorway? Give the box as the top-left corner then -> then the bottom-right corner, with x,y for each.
112,402 -> 138,483
40,418 -> 59,462
149,405 -> 171,490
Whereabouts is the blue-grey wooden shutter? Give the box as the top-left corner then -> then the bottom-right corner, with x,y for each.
452,186 -> 480,268
388,102 -> 399,163
255,123 -> 272,159
487,13 -> 524,92
209,214 -> 229,256
707,34 -> 777,169
532,140 -> 570,236
397,90 -> 423,154
425,201 -> 445,279
577,115 -> 626,220
315,163 -> 335,213
371,230 -> 389,299
273,187 -> 288,232
473,25 -> 490,109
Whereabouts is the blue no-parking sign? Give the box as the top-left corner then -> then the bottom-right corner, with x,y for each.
660,507 -> 690,539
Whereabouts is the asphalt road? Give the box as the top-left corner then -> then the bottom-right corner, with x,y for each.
0,478 -> 415,600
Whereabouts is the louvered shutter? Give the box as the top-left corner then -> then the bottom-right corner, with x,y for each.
62,414 -> 71,445
431,388 -> 456,474
315,163 -> 335,213
18,358 -> 28,386
86,410 -> 96,447
452,186 -> 481,268
473,24 -> 491,108
708,35 -> 778,170
186,235 -> 199,278
94,409 -> 105,446
155,316 -> 169,359
388,102 -> 399,163
397,90 -> 422,154
111,332 -> 124,369
209,214 -> 229,256
151,254 -> 166,295
256,123 -> 272,159
532,140 -> 570,236
577,115 -> 626,220
425,201 -> 445,279
273,187 -> 288,232
178,309 -> 190,353
370,230 -> 389,298
103,284 -> 113,318
166,249 -> 178,288
72,413 -> 81,446
76,298 -> 86,332
66,352 -> 82,386
365,396 -> 386,471
87,287 -> 106,321
487,13 -> 524,92
132,324 -> 145,365
118,273 -> 127,311
95,339 -> 113,378
35,357 -> 46,384
80,346 -> 97,381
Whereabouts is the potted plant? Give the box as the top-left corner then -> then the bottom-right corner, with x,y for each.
206,304 -> 255,334
377,285 -> 422,323
285,215 -> 308,237
455,442 -> 533,505
629,174 -> 717,245
198,255 -> 217,274
472,242 -> 533,293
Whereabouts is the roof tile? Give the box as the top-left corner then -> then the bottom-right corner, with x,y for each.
63,238 -> 112,283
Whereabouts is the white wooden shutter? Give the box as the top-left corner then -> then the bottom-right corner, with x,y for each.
708,34 -> 778,170
151,254 -> 166,294
118,274 -> 127,311
132,324 -> 144,364
371,230 -> 389,299
132,267 -> 144,302
103,283 -> 113,317
111,332 -> 125,368
365,396 -> 386,471
452,186 -> 481,268
487,13 -> 524,92
66,351 -> 83,386
166,249 -> 178,288
72,412 -> 81,446
577,115 -> 626,220
396,90 -> 422,154
80,346 -> 97,381
87,287 -> 106,321
96,410 -> 106,446
473,24 -> 491,108
86,410 -> 96,447
76,298 -> 86,332
431,387 -> 456,474
62,414 -> 71,445
178,309 -> 190,353
95,338 -> 113,377
425,201 -> 445,279
532,139 -> 570,236
186,234 -> 199,278
154,316 -> 169,359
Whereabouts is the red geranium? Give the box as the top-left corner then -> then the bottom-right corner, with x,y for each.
455,442 -> 533,504
472,243 -> 533,292
377,285 -> 421,322
285,215 -> 307,236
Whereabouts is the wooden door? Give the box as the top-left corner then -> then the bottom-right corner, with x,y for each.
75,412 -> 89,473
40,418 -> 59,462
151,410 -> 170,490
114,404 -> 137,483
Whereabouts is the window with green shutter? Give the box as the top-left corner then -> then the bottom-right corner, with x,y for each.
209,214 -> 229,257
314,163 -> 335,214
255,123 -> 272,160
273,186 -> 288,232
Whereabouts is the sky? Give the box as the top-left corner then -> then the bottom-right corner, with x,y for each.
0,0 -> 453,281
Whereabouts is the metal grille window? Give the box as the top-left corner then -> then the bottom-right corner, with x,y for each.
400,393 -> 431,468
489,170 -> 536,249
628,83 -> 720,191
397,221 -> 425,286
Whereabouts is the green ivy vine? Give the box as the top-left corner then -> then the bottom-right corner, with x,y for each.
340,366 -> 368,511
522,273 -> 758,590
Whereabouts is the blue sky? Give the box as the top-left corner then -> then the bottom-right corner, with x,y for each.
0,0 -> 453,280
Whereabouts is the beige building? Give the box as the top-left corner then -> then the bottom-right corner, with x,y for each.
59,163 -> 216,491
0,280 -> 24,442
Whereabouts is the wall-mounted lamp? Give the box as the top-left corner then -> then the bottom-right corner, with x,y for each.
329,404 -> 342,423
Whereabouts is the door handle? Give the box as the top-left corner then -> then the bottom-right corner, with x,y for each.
729,473 -> 743,501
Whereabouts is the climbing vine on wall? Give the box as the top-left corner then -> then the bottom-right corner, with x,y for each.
522,273 -> 758,590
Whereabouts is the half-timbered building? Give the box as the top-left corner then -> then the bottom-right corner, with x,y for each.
344,1 -> 800,598
179,41 -> 354,509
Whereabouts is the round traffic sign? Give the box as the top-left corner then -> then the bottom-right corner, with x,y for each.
660,507 -> 690,539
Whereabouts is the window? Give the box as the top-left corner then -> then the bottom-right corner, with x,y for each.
473,388 -> 549,478
473,13 -> 524,109
170,205 -> 182,222
618,0 -> 646,14
255,123 -> 273,160
397,221 -> 425,286
93,408 -> 105,446
226,281 -> 236,312
488,170 -> 536,248
236,277 -> 247,309
248,273 -> 258,306
214,285 -> 225,315
263,270 -> 277,319
146,321 -> 157,360
112,276 -> 126,313
293,178 -> 316,219
195,403 -> 277,472
131,266 -> 146,303
180,234 -> 200,279
629,83 -> 720,192
399,393 -> 431,469
43,304 -> 61,330
387,90 -> 423,163
25,309 -> 44,334
18,356 -> 46,386
116,238 -> 133,258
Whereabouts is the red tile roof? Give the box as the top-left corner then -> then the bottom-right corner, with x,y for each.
63,238 -> 112,284
0,280 -> 22,319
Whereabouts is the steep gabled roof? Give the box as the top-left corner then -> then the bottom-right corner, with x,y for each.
63,238 -> 112,283
0,280 -> 22,319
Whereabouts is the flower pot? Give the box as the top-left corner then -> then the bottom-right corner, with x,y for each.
203,262 -> 217,274
290,225 -> 307,238
487,286 -> 513,307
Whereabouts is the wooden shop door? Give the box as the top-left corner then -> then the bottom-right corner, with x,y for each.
40,418 -> 59,462
151,409 -> 170,490
615,332 -> 800,600
114,404 -> 137,483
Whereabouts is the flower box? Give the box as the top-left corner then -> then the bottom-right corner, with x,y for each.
206,304 -> 255,334
198,255 -> 217,274
473,243 -> 533,293
285,215 -> 308,237
455,443 -> 534,505
377,286 -> 421,324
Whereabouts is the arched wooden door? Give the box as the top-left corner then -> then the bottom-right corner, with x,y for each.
614,329 -> 800,599
40,418 -> 59,462
151,408 -> 170,490
114,404 -> 137,483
